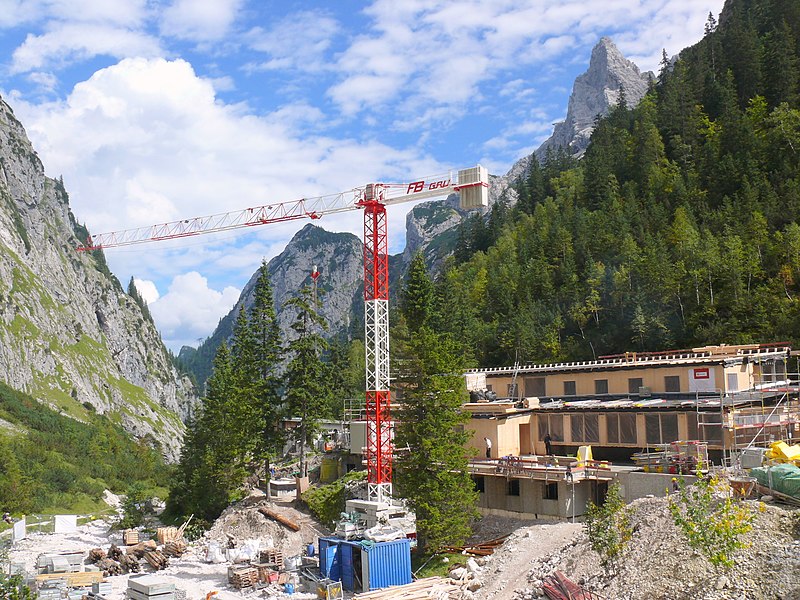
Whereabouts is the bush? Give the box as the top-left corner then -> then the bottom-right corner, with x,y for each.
669,476 -> 755,569
117,483 -> 150,529
0,576 -> 32,600
583,482 -> 632,573
302,471 -> 366,529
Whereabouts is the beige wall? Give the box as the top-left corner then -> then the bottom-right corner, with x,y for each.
486,364 -> 739,398
466,414 -> 532,458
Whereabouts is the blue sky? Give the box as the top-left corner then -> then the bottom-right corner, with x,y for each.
0,0 -> 724,350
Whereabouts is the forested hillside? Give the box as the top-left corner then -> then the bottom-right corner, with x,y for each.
439,0 -> 800,367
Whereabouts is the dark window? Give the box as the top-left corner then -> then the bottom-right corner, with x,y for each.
538,414 -> 564,441
563,380 -> 576,396
607,413 -> 619,444
584,413 -> 599,443
525,377 -> 546,397
619,413 -> 637,444
687,412 -> 698,440
472,475 -> 485,493
544,482 -> 558,500
628,378 -> 643,394
661,414 -> 678,443
571,414 -> 583,442
664,375 -> 681,393
507,479 -> 520,496
645,414 -> 661,445
776,360 -> 786,378
486,384 -> 493,392
595,379 -> 609,394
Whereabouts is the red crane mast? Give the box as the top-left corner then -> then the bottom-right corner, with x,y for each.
77,166 -> 489,503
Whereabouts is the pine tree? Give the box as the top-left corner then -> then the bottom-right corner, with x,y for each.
127,277 -> 153,323
248,261 -> 285,484
392,258 -> 478,553
282,285 -> 329,478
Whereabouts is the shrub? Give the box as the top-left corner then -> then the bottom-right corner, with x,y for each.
302,470 -> 366,528
583,482 -> 632,573
117,483 -> 150,529
0,576 -> 32,600
668,476 -> 755,569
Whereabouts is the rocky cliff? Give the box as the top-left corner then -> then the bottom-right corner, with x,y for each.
179,224 -> 363,385
0,95 -> 196,461
507,37 -> 652,182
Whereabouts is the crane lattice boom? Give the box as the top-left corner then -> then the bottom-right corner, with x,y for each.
76,167 -> 487,251
77,165 -> 488,505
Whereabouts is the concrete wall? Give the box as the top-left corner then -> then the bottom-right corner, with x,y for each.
617,471 -> 697,501
474,474 -> 592,519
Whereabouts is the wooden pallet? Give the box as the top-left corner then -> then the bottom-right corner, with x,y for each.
258,549 -> 284,570
353,577 -> 462,600
228,566 -> 259,589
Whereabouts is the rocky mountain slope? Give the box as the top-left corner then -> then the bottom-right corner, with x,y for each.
0,95 -> 195,460
178,224 -> 363,385
506,37 -> 652,182
182,37 -> 649,385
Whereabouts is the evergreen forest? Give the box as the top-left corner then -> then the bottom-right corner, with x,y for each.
441,0 -> 800,367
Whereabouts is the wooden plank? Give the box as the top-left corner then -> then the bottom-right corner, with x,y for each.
35,572 -> 104,587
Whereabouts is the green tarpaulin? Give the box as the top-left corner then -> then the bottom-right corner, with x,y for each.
750,464 -> 800,499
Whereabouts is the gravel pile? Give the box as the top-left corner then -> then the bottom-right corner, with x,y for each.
497,496 -> 800,600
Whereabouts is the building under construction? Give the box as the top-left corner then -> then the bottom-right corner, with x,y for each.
461,343 -> 800,519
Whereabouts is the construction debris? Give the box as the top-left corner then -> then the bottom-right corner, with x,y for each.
163,540 -> 187,558
441,534 -> 509,556
542,571 -> 603,600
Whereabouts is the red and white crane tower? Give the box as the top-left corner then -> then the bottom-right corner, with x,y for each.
77,165 -> 488,504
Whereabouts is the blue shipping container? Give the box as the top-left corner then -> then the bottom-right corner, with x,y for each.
317,537 -> 411,592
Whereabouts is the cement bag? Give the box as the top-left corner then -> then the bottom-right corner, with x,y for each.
206,542 -> 226,563
283,555 -> 301,571
237,539 -> 261,562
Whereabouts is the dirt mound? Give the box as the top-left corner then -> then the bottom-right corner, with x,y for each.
203,493 -> 330,558
492,496 -> 800,600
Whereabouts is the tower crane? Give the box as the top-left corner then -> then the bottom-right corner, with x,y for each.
77,165 -> 489,504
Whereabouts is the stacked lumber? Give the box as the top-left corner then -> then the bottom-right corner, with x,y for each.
163,540 -> 187,558
442,535 -> 509,556
157,527 -> 179,545
257,507 -> 301,531
88,549 -> 107,563
542,571 -> 603,600
353,577 -> 465,600
143,550 -> 169,570
119,553 -> 141,573
228,565 -> 259,589
97,558 -> 123,577
127,541 -> 157,558
108,545 -> 124,561
127,577 -> 175,600
123,530 -> 140,546
258,549 -> 284,570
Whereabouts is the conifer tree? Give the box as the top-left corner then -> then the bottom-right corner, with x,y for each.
248,261 -> 285,484
392,256 -> 478,553
282,285 -> 329,478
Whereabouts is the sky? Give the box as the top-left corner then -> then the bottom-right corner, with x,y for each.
0,0 -> 725,351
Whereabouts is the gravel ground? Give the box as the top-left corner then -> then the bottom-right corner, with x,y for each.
473,495 -> 800,600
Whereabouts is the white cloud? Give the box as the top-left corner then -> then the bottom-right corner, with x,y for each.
133,278 -> 159,304
160,0 -> 244,42
11,23 -> 162,73
12,56 -> 441,304
148,271 -> 240,350
244,10 -> 340,73
327,0 -> 725,126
